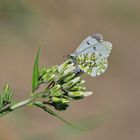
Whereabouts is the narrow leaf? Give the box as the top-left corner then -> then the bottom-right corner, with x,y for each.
0,84 -> 13,110
2,84 -> 13,104
34,102 -> 84,130
0,95 -> 3,110
32,48 -> 40,92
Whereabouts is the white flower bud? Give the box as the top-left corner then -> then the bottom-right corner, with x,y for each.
83,92 -> 93,97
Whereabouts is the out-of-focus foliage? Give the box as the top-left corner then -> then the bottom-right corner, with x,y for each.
0,1 -> 33,30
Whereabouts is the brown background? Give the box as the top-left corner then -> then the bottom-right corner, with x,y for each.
0,0 -> 140,140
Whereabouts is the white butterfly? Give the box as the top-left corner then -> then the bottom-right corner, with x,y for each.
70,33 -> 112,77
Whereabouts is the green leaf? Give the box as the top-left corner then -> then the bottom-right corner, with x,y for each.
0,84 -> 13,110
32,48 -> 40,92
2,84 -> 13,102
0,95 -> 3,110
34,102 -> 84,130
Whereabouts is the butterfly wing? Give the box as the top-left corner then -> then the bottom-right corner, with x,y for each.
72,33 -> 112,77
75,33 -> 103,55
75,33 -> 112,59
94,41 -> 112,58
75,53 -> 108,77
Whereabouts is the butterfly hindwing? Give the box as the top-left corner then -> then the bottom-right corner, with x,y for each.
75,53 -> 108,77
94,41 -> 112,58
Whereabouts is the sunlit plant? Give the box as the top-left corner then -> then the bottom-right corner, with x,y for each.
0,33 -> 112,128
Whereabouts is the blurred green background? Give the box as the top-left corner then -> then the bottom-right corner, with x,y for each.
0,0 -> 140,140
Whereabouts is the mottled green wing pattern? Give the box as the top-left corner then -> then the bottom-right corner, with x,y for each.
76,53 -> 108,77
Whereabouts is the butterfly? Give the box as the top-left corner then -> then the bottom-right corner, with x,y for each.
70,33 -> 112,77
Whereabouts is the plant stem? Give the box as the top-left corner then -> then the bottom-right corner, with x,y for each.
0,90 -> 48,118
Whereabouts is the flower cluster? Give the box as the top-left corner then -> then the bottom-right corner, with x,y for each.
38,59 -> 92,111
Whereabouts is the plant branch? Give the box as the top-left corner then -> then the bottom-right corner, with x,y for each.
0,90 -> 48,118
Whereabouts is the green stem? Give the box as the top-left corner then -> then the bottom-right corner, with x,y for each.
0,90 -> 48,118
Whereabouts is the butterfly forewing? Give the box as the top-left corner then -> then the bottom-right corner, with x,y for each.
75,36 -> 98,55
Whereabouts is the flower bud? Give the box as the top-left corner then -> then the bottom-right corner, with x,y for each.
51,84 -> 61,91
51,65 -> 58,73
78,80 -> 85,85
58,60 -> 71,73
62,77 -> 81,89
46,65 -> 58,74
68,91 -> 85,98
42,74 -> 55,82
52,97 -> 61,103
63,64 -> 75,76
62,81 -> 73,90
69,86 -> 86,91
83,92 -> 93,97
50,91 -> 62,97
40,67 -> 47,76
63,73 -> 75,83
61,98 -> 69,104
71,77 -> 81,85
53,102 -> 69,111
57,63 -> 75,81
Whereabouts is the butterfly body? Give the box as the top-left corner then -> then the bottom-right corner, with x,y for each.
70,33 -> 112,77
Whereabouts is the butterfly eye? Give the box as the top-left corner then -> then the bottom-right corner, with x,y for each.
93,47 -> 96,50
87,41 -> 90,45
